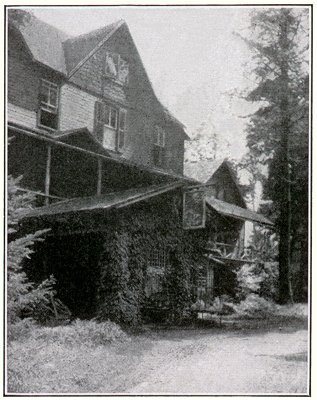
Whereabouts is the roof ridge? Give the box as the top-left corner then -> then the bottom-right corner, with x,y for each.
63,19 -> 124,44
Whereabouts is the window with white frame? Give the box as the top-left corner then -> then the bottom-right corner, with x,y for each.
105,52 -> 129,85
153,126 -> 166,167
38,79 -> 59,130
95,101 -> 127,151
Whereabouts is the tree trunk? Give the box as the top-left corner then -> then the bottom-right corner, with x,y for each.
278,10 -> 293,304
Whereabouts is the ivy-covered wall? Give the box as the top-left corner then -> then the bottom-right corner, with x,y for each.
95,191 -> 211,325
23,189 -> 240,325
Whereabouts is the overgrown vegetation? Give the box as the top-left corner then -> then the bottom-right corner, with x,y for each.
7,319 -> 129,393
96,200 -> 207,325
7,175 -> 56,335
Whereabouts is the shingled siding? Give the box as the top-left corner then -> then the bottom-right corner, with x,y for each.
7,103 -> 37,130
59,85 -> 184,174
8,28 -> 64,131
68,25 -> 185,175
59,84 -> 97,132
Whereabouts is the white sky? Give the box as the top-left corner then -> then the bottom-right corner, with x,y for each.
29,6 -> 258,157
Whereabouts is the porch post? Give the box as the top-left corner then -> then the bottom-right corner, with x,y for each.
97,158 -> 102,196
45,145 -> 52,206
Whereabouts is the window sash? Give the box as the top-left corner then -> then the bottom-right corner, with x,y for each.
95,101 -> 127,150
40,80 -> 58,112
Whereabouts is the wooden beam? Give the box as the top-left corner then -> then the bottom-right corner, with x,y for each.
17,187 -> 66,200
45,145 -> 52,206
97,158 -> 102,196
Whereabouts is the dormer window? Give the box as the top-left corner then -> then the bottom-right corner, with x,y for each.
153,126 -> 166,167
38,79 -> 59,130
105,52 -> 129,85
94,101 -> 127,151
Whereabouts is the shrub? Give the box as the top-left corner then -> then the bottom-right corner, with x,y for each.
236,262 -> 279,301
7,318 -> 37,342
31,319 -> 129,347
7,175 -> 56,329
232,294 -> 276,318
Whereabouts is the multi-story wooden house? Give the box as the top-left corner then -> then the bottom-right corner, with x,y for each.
7,12 -> 272,322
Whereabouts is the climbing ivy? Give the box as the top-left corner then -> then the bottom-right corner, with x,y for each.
96,193 -> 210,325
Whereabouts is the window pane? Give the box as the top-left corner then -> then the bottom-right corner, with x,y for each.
103,126 -> 117,150
95,102 -> 102,122
40,82 -> 49,104
119,110 -> 126,131
118,129 -> 125,149
39,109 -> 58,130
104,105 -> 110,126
110,108 -> 117,128
49,88 -> 57,107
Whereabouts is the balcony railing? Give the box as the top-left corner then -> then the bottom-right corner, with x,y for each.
204,241 -> 255,263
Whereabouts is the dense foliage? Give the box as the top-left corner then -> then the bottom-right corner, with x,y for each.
7,175 -> 56,328
239,8 -> 309,302
96,198 -> 206,325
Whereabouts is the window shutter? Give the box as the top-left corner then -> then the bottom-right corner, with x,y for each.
94,101 -> 104,142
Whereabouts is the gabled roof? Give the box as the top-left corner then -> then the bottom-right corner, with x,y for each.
185,159 -> 246,208
54,127 -> 111,157
63,20 -> 124,74
185,159 -> 225,184
206,196 -> 273,226
22,181 -> 184,219
10,14 -> 71,74
10,13 -> 187,134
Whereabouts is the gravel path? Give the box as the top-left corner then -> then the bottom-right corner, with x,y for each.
124,327 -> 308,394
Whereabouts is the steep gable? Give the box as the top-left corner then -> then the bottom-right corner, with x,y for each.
63,20 -> 124,74
10,13 -> 70,75
185,159 -> 246,208
67,21 -> 187,133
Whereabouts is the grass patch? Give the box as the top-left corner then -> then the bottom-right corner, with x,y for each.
7,319 -> 131,394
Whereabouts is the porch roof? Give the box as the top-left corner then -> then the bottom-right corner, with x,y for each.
22,181 -> 184,219
206,196 -> 273,227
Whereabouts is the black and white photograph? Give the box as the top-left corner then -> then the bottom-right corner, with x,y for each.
4,4 -> 311,395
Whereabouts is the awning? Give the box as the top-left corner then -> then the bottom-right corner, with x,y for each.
206,196 -> 273,226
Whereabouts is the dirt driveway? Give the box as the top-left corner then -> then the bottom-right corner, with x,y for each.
120,325 -> 309,395
8,318 -> 309,394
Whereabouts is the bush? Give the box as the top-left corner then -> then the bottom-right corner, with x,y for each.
232,294 -> 276,318
30,319 -> 129,347
7,318 -> 37,342
7,175 -> 57,329
236,262 -> 278,301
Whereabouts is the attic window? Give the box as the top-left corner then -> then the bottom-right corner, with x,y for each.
105,52 -> 129,85
38,79 -> 59,130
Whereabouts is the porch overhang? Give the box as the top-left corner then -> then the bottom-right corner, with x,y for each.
206,196 -> 273,227
21,181 -> 185,219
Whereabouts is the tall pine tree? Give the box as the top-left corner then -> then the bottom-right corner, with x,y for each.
239,8 -> 309,302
